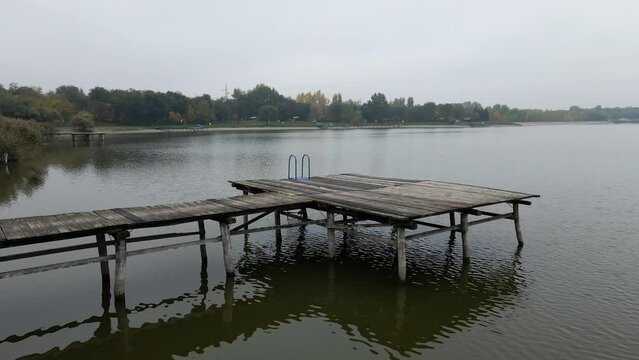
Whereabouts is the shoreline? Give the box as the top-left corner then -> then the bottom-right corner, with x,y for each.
47,121 -> 612,136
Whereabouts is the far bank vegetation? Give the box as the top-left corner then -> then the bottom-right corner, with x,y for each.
2,83 -> 635,131
0,116 -> 45,162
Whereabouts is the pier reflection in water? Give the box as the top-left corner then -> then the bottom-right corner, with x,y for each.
0,222 -> 524,359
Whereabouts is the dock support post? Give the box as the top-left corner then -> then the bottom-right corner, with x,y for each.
242,191 -> 249,230
114,231 -> 129,304
220,220 -> 234,276
1,153 -> 7,164
513,203 -> 524,246
96,233 -> 111,313
448,212 -> 456,242
396,227 -> 406,283
327,212 -> 335,258
274,210 -> 282,247
96,233 -> 110,287
198,220 -> 207,265
461,213 -> 470,263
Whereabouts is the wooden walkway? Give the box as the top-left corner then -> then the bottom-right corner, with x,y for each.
1,173 -> 538,287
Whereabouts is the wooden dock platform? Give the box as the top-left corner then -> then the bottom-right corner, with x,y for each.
0,174 -> 538,291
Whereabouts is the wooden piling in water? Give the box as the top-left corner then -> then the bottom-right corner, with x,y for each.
114,231 -> 129,302
326,212 -> 335,258
513,203 -> 524,246
198,220 -> 207,266
460,213 -> 470,263
448,212 -> 456,242
219,221 -> 234,276
274,211 -> 282,247
96,233 -> 110,287
396,227 -> 406,283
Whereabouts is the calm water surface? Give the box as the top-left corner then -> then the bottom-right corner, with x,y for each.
0,125 -> 638,359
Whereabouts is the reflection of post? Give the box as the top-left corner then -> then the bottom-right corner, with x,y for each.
220,220 -> 234,276
274,210 -> 282,248
395,284 -> 406,332
461,213 -> 470,263
113,231 -> 130,352
114,231 -> 129,303
327,261 -> 336,302
396,227 -> 406,283
115,288 -> 130,352
459,261 -> 470,293
513,203 -> 524,246
449,212 -> 456,242
222,276 -> 235,324
326,212 -> 335,258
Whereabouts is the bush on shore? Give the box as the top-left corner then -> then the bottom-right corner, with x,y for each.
0,116 -> 45,161
71,111 -> 95,132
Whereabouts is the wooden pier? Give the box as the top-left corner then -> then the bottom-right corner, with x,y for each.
0,174 -> 538,295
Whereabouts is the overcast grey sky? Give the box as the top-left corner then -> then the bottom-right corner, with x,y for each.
1,0 -> 637,109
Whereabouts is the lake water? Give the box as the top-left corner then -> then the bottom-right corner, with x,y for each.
0,125 -> 638,359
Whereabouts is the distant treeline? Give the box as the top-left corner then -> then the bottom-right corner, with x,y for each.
1,83 -> 638,126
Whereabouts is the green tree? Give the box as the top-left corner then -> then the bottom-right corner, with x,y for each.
71,111 -> 95,132
258,105 -> 278,125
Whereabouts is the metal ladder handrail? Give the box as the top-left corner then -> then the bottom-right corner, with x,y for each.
287,155 -> 298,180
301,154 -> 311,179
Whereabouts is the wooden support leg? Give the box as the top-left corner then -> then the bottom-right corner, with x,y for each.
461,213 -> 470,263
342,214 -> 348,240
301,208 -> 308,220
327,212 -> 335,258
96,233 -> 111,312
448,212 -> 456,242
198,220 -> 208,266
242,191 -> 249,230
513,203 -> 524,246
220,221 -> 234,276
114,231 -> 129,304
274,210 -> 282,247
396,227 -> 406,283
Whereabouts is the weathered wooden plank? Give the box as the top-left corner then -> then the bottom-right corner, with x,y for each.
276,179 -> 354,193
228,193 -> 308,208
306,176 -> 384,190
307,193 -> 411,220
94,209 -> 136,227
0,220 -> 26,240
55,213 -> 95,232
20,217 -> 47,237
292,178 -> 368,191
337,173 -> 421,185
208,198 -> 254,211
413,180 -> 534,199
16,219 -> 37,238
328,174 -> 410,187
249,179 -> 325,194
376,185 -> 505,206
329,190 -> 452,215
171,200 -> 234,217
232,180 -> 307,195
111,208 -> 147,224
32,215 -> 65,236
